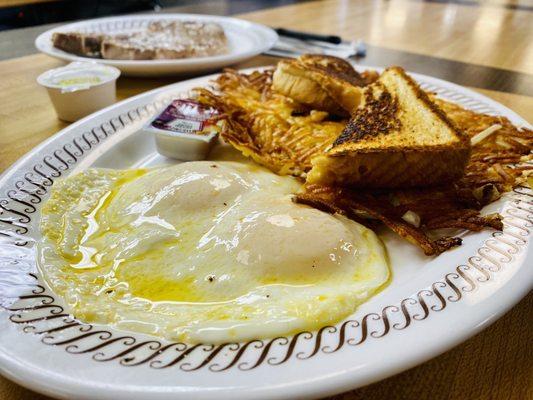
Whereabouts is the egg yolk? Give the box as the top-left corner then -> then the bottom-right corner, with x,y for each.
39,161 -> 389,343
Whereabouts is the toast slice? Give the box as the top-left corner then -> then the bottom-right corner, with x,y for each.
53,21 -> 228,61
101,21 -> 228,60
306,67 -> 471,188
272,55 -> 366,116
100,34 -> 159,60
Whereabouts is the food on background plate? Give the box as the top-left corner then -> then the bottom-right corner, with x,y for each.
52,31 -> 104,58
52,20 -> 229,60
306,67 -> 471,188
196,55 -> 532,255
39,162 -> 389,343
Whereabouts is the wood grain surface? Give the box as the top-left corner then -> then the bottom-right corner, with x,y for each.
244,0 -> 533,74
0,0 -> 59,7
0,0 -> 531,399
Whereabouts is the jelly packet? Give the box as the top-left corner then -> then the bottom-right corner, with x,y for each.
145,99 -> 223,160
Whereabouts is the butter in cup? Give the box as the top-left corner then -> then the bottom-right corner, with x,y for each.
37,62 -> 120,122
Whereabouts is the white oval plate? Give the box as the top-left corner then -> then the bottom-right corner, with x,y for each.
0,67 -> 531,400
35,14 -> 278,76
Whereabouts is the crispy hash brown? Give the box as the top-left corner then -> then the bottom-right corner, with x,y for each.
196,68 -> 532,255
195,69 -> 344,176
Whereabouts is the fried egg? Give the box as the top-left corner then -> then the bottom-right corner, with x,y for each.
38,161 -> 389,343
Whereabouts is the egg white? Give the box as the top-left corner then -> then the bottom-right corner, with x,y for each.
39,161 -> 389,343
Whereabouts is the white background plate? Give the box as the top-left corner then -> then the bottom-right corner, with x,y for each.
0,67 -> 531,400
35,14 -> 278,76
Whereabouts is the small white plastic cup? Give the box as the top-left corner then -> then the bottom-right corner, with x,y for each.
37,62 -> 121,122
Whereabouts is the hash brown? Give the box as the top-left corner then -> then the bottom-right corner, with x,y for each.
196,66 -> 532,255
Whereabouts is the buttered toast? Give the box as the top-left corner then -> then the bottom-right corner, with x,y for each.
272,55 -> 366,116
306,67 -> 471,188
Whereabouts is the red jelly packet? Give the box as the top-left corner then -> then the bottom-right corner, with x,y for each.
151,99 -> 220,135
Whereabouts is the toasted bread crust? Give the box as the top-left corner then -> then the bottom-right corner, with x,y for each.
272,60 -> 345,115
333,83 -> 401,146
298,54 -> 366,87
384,67 -> 469,146
272,55 -> 365,116
309,147 -> 471,188
307,66 -> 472,188
331,67 -> 469,152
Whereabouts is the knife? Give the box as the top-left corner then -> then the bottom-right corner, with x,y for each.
275,28 -> 342,45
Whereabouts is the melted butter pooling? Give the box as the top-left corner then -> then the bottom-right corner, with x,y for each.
39,161 -> 390,343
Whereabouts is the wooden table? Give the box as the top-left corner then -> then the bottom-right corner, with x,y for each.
0,1 -> 531,399
0,0 -> 59,7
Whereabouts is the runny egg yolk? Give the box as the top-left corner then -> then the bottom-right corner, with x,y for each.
39,161 -> 390,343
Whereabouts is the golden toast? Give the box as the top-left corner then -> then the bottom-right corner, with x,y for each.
306,67 -> 472,188
272,55 -> 366,116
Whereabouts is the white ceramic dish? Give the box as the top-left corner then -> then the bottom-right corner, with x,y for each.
0,67 -> 531,400
35,14 -> 278,76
